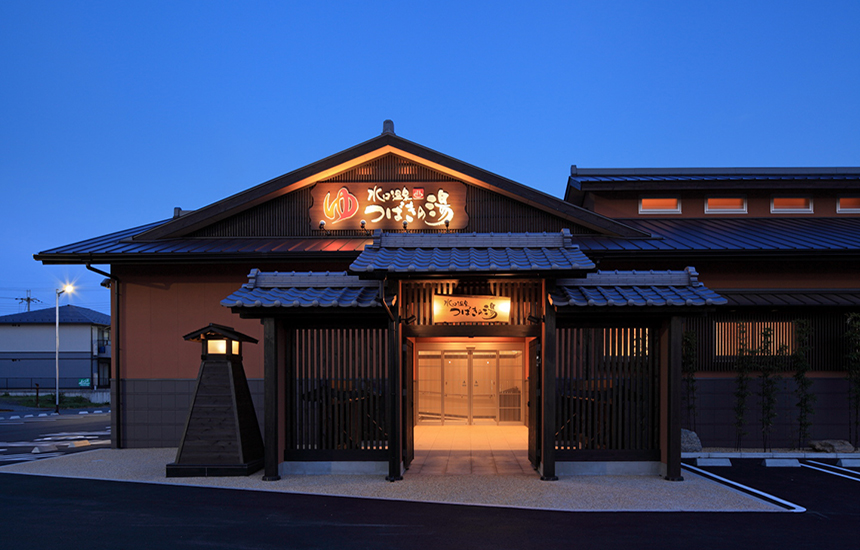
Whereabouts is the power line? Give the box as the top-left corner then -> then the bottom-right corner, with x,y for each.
16,290 -> 42,312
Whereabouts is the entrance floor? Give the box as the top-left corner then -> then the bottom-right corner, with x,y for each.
410,425 -> 533,475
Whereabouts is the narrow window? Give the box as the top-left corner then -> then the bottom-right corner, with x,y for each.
771,196 -> 813,213
705,197 -> 747,214
639,197 -> 681,214
837,197 -> 860,213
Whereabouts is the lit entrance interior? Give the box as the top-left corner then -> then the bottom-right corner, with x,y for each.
416,343 -> 525,426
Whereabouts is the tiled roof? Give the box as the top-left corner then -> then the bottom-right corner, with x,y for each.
552,268 -> 726,307
718,290 -> 860,307
222,270 -> 381,309
0,305 -> 110,325
349,230 -> 595,275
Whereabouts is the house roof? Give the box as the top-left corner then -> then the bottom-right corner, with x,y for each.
34,215 -> 860,266
717,289 -> 860,308
222,267 -> 724,310
222,270 -> 382,309
574,217 -> 860,255
129,125 -> 645,241
0,305 -> 110,325
552,268 -> 726,307
566,167 -> 860,196
349,230 -> 595,277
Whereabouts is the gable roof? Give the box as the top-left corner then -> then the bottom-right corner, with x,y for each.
0,305 -> 110,326
349,230 -> 595,277
133,125 -> 647,241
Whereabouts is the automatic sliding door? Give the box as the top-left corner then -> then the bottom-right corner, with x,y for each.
417,351 -> 442,423
443,351 -> 469,424
471,351 -> 498,424
417,344 -> 524,426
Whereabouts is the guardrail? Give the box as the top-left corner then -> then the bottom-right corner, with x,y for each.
0,378 -> 108,390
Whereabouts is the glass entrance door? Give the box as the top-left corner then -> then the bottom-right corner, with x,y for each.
417,344 -> 524,426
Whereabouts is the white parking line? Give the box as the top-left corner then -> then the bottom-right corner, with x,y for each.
682,464 -> 806,512
801,462 -> 860,482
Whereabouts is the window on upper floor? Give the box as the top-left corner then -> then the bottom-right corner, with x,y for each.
837,196 -> 860,213
639,197 -> 681,214
771,196 -> 813,214
705,197 -> 747,214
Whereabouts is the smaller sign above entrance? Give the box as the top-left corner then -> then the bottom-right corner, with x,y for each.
433,295 -> 511,324
310,181 -> 468,230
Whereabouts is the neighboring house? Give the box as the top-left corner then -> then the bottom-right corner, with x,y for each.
0,305 -> 111,392
34,122 -> 859,481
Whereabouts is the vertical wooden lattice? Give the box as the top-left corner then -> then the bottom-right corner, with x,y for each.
555,327 -> 658,452
290,328 -> 388,452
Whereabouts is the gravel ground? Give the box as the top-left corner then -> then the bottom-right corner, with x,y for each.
0,448 -> 782,512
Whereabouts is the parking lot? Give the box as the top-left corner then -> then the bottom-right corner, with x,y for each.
687,457 -> 860,519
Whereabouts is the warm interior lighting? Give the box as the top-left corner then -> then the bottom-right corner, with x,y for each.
706,197 -> 746,212
496,299 -> 512,316
772,197 -> 812,212
207,340 -> 239,355
715,321 -> 795,355
640,197 -> 680,213
838,197 -> 860,212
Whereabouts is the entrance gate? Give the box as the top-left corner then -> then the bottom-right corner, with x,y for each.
415,343 -> 525,426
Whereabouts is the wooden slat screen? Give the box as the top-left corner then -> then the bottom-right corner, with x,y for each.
685,312 -> 851,372
290,328 -> 388,452
555,327 -> 659,452
402,280 -> 540,326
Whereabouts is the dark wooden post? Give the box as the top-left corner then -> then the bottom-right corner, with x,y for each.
262,318 -> 281,481
541,282 -> 558,481
666,316 -> 684,481
387,306 -> 403,481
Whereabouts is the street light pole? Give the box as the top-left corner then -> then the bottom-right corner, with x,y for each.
55,284 -> 73,414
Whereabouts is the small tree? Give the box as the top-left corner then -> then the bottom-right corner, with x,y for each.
734,322 -> 754,450
682,330 -> 698,432
757,327 -> 781,451
792,319 -> 815,449
846,313 -> 860,447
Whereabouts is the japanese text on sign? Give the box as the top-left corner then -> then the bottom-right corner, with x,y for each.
432,295 -> 511,324
310,181 -> 468,230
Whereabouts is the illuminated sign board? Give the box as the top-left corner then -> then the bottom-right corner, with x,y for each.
310,182 -> 468,231
432,295 -> 511,324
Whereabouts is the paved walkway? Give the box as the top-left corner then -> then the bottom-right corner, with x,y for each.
412,425 -> 531,474
1,444 -> 785,512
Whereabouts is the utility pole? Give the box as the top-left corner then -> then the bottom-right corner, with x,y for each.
16,290 -> 42,312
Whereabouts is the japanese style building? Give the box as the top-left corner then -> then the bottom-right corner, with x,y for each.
35,122 -> 860,480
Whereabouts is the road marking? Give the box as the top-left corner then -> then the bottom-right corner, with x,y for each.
682,464 -> 806,512
801,462 -> 860,482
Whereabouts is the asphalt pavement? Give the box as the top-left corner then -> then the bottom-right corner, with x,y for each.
1,462 -> 858,550
0,409 -> 110,464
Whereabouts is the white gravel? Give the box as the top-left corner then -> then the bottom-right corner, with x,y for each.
0,448 -> 783,512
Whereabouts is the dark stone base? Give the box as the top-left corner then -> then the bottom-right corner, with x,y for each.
166,459 -> 264,478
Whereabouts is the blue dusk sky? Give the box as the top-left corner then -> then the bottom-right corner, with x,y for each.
1,1 -> 858,316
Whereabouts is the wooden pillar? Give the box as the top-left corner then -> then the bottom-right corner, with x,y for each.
262,318 -> 281,481
665,316 -> 684,481
540,282 -> 558,481
386,282 -> 403,481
